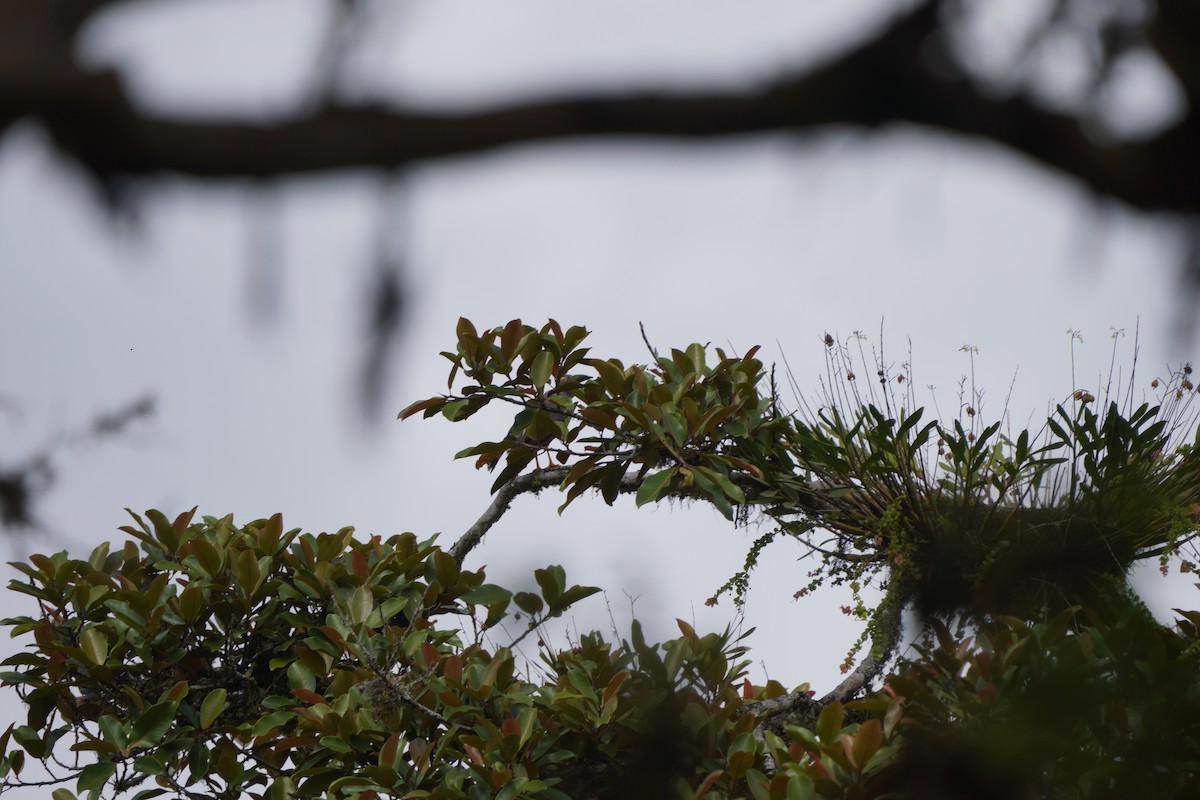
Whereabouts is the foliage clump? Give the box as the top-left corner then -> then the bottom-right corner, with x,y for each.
4,319 -> 1200,798
0,510 -> 781,799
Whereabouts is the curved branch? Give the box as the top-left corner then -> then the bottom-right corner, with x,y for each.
740,576 -> 908,743
449,466 -> 640,565
449,464 -> 837,566
4,1 -> 1197,216
740,686 -> 820,723
819,582 -> 907,705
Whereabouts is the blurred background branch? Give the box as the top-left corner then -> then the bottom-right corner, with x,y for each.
2,1 -> 1196,217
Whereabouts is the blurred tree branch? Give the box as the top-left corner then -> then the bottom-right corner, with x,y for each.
1,0 -> 1197,217
0,396 -> 153,533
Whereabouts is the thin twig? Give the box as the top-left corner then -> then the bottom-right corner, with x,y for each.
639,321 -> 660,361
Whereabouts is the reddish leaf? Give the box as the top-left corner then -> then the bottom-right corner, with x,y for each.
420,642 -> 441,668
290,688 -> 327,706
172,507 -> 198,537
500,319 -> 524,361
851,718 -> 883,771
692,769 -> 724,800
398,396 -> 444,420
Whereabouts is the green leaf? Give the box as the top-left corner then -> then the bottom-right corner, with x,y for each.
200,689 -> 228,730
726,731 -> 757,779
146,509 -> 179,552
131,789 -> 169,800
441,398 -> 467,421
128,702 -> 178,750
785,774 -> 817,800
52,790 -> 78,800
744,769 -> 772,800
513,592 -> 543,616
187,742 -> 210,782
689,467 -> 734,520
79,628 -> 107,666
462,584 -> 513,607
661,406 -> 687,446
585,357 -> 627,394
76,762 -> 115,795
251,711 -> 295,737
550,585 -> 601,615
86,542 -> 111,572
263,777 -> 297,800
379,596 -> 409,624
695,465 -> 746,504
517,705 -> 537,747
663,640 -> 686,682
97,716 -> 128,751
530,349 -> 555,389
288,660 -> 317,692
349,585 -> 373,627
557,464 -> 610,513
230,548 -> 255,594
815,700 -> 844,745
430,550 -> 460,593
133,753 -> 165,775
635,468 -> 677,508
320,735 -> 352,754
490,447 -> 536,493
534,565 -> 566,606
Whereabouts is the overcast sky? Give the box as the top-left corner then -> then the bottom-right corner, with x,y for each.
2,3 -> 1197,782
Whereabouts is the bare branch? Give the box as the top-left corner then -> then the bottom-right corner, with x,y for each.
450,467 -> 641,565
741,686 -> 820,722
4,1 -> 1196,216
450,463 -> 838,566
638,322 -> 660,361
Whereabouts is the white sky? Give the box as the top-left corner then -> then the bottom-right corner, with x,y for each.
1,3 -> 1197,791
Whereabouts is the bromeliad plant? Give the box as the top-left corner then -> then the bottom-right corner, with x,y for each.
781,334 -> 1200,622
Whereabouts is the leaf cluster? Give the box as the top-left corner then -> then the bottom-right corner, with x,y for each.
0,508 -> 611,798
888,601 -> 1200,797
0,509 -> 897,800
401,319 -> 793,521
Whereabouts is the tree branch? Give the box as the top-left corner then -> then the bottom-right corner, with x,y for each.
819,580 -> 907,705
449,465 -> 835,566
740,576 -> 908,741
4,1 -> 1197,216
450,466 -> 640,566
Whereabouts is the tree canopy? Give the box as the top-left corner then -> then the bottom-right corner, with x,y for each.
3,319 -> 1200,798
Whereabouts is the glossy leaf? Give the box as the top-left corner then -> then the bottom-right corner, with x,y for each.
199,689 -> 227,730
635,468 -> 676,508
128,702 -> 177,750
